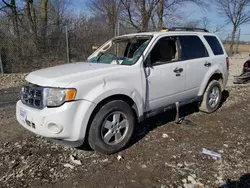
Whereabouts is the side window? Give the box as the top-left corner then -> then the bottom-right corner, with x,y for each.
204,36 -> 224,55
179,36 -> 208,60
149,36 -> 179,65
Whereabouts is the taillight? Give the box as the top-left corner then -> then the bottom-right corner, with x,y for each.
226,57 -> 230,71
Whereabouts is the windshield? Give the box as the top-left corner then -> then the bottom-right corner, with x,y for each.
87,36 -> 152,65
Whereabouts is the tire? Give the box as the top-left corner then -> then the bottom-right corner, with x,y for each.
199,80 -> 222,113
88,100 -> 135,155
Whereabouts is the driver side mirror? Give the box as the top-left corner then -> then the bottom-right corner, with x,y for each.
145,54 -> 152,67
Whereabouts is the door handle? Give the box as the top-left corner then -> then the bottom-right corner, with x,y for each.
173,67 -> 183,73
204,62 -> 211,67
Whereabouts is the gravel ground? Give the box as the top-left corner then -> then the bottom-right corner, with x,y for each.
0,74 -> 27,90
1,57 -> 250,188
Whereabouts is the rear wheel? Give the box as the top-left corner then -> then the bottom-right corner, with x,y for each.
199,80 -> 222,113
88,100 -> 135,154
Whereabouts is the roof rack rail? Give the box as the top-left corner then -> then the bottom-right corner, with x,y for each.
168,27 -> 209,32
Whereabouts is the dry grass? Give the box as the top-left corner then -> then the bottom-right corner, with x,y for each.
224,44 -> 250,52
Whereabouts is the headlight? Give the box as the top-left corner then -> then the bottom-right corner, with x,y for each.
44,88 -> 77,107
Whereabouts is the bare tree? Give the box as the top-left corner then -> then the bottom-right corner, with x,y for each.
156,0 -> 207,30
41,0 -> 48,51
88,0 -> 121,37
121,0 -> 160,32
214,0 -> 250,55
201,17 -> 210,29
199,17 -> 228,33
25,0 -> 38,41
184,19 -> 200,28
50,0 -> 70,28
1,0 -> 19,36
157,0 -> 164,29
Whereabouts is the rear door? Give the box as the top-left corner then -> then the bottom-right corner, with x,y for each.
179,35 -> 211,98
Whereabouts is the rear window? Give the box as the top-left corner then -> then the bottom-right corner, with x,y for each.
204,36 -> 224,55
179,36 -> 208,60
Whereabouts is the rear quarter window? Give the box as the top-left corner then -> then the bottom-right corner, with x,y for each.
179,36 -> 208,60
204,36 -> 224,55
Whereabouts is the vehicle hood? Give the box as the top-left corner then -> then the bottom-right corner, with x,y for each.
26,62 -> 120,87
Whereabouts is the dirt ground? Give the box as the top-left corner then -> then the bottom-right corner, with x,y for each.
0,55 -> 250,188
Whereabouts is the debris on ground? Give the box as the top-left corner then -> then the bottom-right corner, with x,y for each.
117,155 -> 123,161
223,144 -> 229,148
181,119 -> 197,127
202,148 -> 222,158
101,158 -> 109,163
234,57 -> 250,84
70,155 -> 82,165
162,133 -> 169,138
64,164 -> 75,169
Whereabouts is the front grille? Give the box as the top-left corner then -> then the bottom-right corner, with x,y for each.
21,84 -> 44,109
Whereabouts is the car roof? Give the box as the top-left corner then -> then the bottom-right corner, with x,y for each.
116,31 -> 218,38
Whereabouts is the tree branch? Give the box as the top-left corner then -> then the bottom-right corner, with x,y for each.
2,0 -> 11,7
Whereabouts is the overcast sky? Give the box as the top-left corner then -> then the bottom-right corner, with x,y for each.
70,0 -> 250,41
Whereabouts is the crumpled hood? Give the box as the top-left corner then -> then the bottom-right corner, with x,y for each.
26,62 -> 120,87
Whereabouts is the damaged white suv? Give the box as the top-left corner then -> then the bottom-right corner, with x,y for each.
16,27 -> 229,154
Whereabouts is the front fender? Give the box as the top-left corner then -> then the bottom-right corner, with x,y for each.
83,81 -> 144,118
198,65 -> 224,96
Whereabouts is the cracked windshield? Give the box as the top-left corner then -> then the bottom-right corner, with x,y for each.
88,36 -> 151,65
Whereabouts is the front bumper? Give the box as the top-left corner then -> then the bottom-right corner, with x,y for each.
16,100 -> 95,144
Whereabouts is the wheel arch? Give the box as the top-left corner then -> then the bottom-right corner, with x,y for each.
82,94 -> 141,146
198,70 -> 224,97
90,94 -> 140,122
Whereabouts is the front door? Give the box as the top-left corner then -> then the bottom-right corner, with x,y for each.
145,36 -> 187,111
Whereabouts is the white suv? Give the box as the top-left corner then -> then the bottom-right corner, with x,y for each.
16,27 -> 229,154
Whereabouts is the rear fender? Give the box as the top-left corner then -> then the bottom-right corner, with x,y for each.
198,65 -> 224,96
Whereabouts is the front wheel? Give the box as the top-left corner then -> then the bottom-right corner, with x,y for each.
199,80 -> 222,113
88,100 -> 135,155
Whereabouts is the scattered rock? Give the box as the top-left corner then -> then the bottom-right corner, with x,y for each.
212,156 -> 218,160
70,155 -> 82,165
141,164 -> 147,168
101,158 -> 109,163
73,182 -> 79,186
182,179 -> 187,184
126,165 -> 131,170
187,175 -> 196,184
183,183 -> 188,188
63,163 -> 75,169
117,155 -> 123,161
191,174 -> 196,179
15,170 -> 24,178
177,163 -> 184,168
162,133 -> 169,138
195,184 -> 204,188
223,144 -> 229,148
